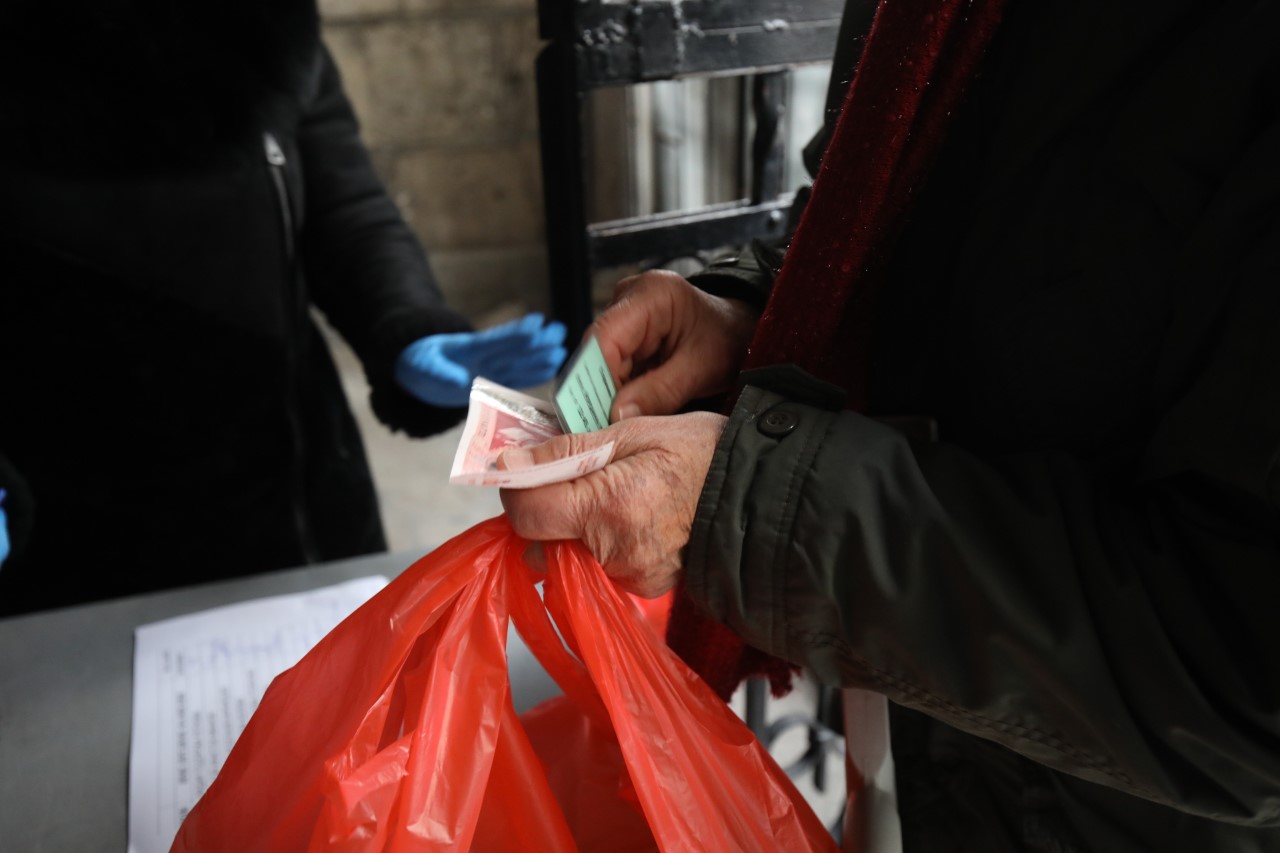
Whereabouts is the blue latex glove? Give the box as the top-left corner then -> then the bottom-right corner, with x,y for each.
395,312 -> 568,408
0,489 -> 9,570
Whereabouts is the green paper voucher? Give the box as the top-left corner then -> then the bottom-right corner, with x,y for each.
553,336 -> 617,434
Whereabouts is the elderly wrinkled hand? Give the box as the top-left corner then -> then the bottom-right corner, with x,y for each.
499,411 -> 726,598
395,312 -> 567,408
591,271 -> 759,420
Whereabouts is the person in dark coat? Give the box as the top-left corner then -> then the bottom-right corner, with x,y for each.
499,0 -> 1280,850
0,1 -> 564,614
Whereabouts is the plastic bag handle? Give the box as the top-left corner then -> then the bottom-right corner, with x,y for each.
507,549 -> 613,729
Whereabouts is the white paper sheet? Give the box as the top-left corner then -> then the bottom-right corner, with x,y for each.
127,576 -> 388,853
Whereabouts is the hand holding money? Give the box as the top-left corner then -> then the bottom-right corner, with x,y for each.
449,378 -> 614,488
498,409 -> 728,597
451,336 -> 620,488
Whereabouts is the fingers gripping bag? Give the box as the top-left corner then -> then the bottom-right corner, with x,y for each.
172,516 -> 838,852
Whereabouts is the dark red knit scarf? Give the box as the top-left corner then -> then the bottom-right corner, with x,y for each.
667,0 -> 1007,700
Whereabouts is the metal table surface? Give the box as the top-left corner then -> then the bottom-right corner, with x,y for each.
0,548 -> 562,852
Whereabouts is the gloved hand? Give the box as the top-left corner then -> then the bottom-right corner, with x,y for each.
0,489 -> 10,570
395,312 -> 568,408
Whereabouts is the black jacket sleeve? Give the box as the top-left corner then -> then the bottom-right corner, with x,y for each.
686,238 -> 788,309
296,44 -> 473,437
685,239 -> 1280,825
685,0 -> 1280,829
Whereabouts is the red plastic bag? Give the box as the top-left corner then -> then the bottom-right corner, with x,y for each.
173,516 -> 838,852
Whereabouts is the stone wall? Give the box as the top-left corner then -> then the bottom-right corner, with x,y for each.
318,0 -> 549,321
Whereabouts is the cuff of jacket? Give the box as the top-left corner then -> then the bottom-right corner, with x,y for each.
685,377 -> 935,680
361,306 -> 474,438
685,382 -> 841,666
687,239 -> 786,309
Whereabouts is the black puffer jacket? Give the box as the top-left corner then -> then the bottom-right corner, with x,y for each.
0,2 -> 471,614
689,0 -> 1280,850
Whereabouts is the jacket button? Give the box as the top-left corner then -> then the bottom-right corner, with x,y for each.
758,407 -> 799,437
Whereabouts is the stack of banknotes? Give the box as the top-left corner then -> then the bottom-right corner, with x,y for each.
449,378 -> 614,488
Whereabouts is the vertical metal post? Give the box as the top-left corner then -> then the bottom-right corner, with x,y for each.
535,4 -> 596,344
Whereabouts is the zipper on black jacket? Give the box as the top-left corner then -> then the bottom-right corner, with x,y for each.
264,131 -> 320,565
264,133 -> 296,260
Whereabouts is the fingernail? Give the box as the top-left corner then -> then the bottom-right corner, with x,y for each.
616,403 -> 641,421
500,448 -> 535,470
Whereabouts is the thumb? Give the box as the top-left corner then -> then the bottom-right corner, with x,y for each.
498,428 -> 624,544
412,345 -> 471,386
497,427 -> 618,471
610,357 -> 702,420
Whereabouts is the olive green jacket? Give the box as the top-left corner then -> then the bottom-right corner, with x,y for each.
686,1 -> 1280,850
